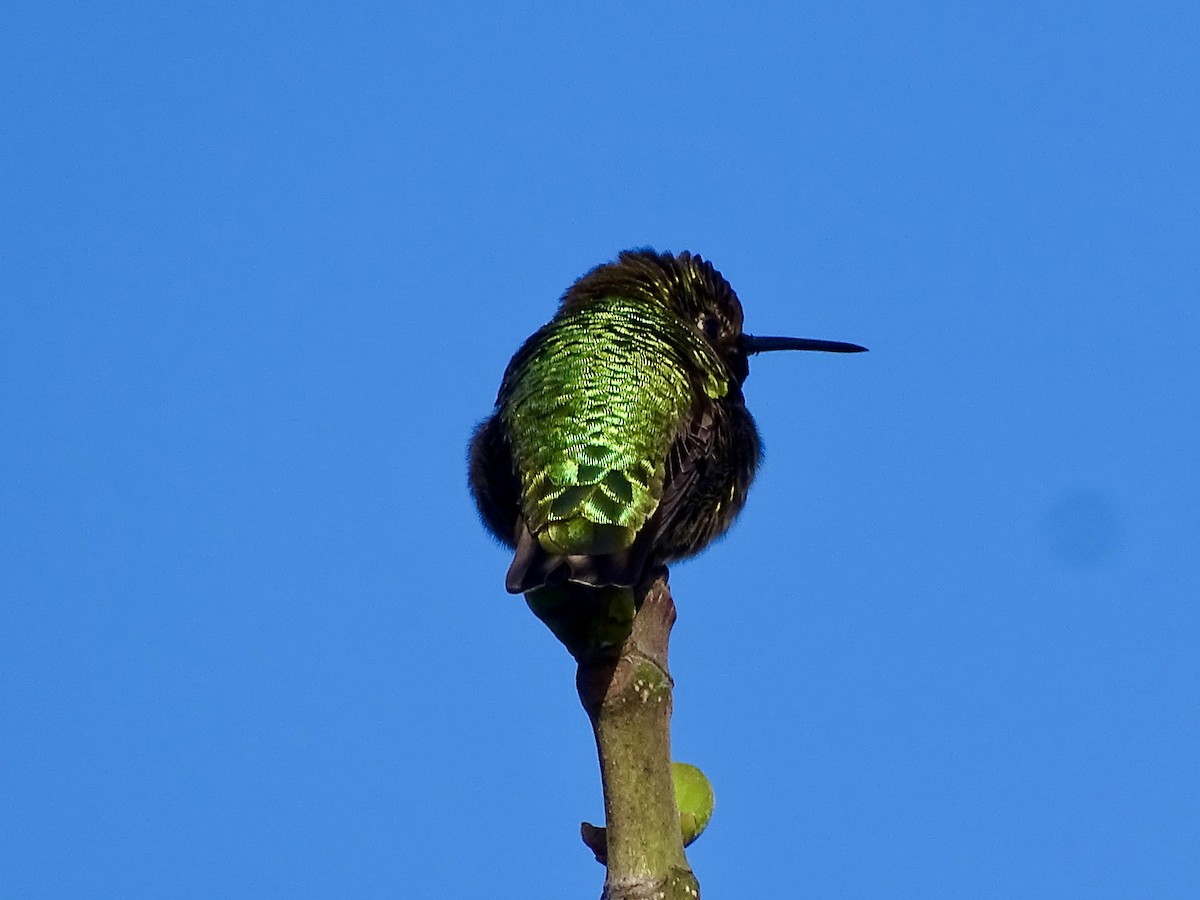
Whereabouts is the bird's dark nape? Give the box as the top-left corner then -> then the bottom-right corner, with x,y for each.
558,249 -> 742,327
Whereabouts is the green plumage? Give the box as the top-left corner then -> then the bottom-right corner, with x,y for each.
500,298 -> 729,558
468,248 -> 865,595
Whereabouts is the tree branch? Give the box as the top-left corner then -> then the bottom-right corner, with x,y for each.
575,570 -> 699,900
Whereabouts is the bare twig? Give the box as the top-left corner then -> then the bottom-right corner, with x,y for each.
575,571 -> 699,900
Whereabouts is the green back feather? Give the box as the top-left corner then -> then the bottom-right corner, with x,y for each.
500,298 -> 729,557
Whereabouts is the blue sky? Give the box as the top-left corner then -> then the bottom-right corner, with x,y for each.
3,2 -> 1197,897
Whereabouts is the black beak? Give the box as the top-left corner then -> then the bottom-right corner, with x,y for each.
742,334 -> 868,354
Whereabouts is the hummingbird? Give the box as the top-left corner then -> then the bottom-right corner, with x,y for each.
469,249 -> 866,596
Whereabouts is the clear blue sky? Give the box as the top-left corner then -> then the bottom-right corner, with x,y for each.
3,3 -> 1197,897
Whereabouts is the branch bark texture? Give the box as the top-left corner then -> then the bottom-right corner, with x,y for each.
575,571 -> 699,900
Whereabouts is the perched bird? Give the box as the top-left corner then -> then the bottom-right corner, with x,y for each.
469,249 -> 865,596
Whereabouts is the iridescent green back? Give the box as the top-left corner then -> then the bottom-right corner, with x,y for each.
500,297 -> 729,557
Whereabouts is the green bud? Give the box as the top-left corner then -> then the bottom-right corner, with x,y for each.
672,762 -> 714,846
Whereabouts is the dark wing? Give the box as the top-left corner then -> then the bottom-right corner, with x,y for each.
495,397 -> 759,593
468,414 -> 522,548
647,395 -> 761,564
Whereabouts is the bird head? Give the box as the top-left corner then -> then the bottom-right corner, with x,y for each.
560,248 -> 866,384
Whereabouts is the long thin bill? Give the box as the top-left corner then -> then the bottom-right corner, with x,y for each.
742,334 -> 868,354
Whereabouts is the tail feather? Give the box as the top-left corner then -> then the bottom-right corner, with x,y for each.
505,524 -> 656,594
